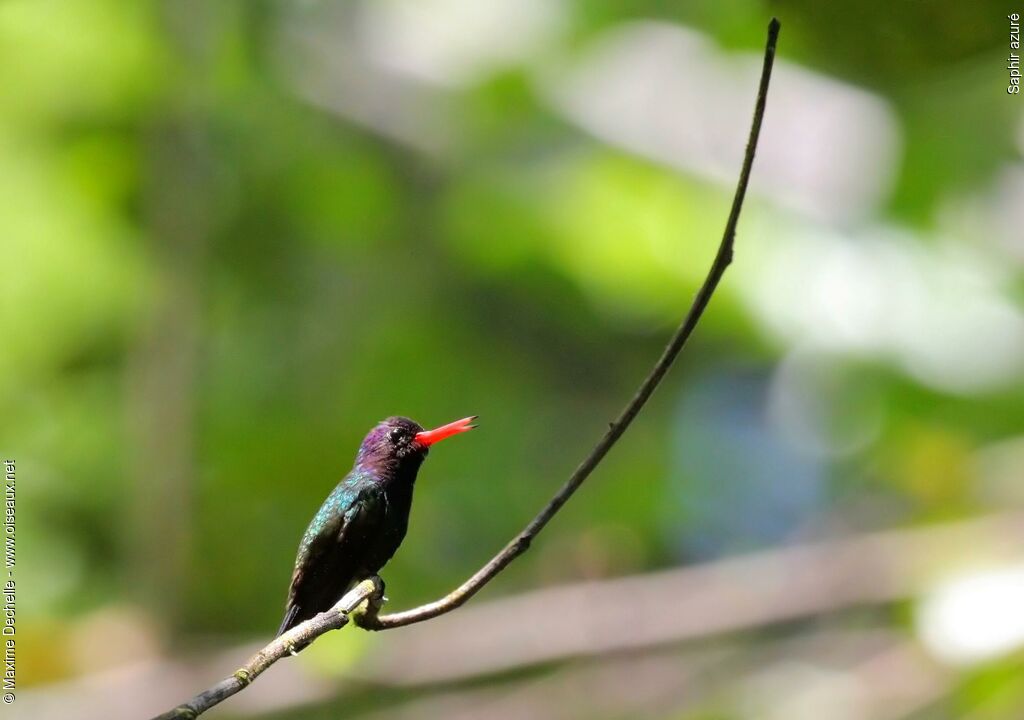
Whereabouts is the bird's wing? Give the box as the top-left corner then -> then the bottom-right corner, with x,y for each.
277,481 -> 384,636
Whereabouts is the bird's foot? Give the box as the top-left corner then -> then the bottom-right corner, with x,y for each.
351,576 -> 386,630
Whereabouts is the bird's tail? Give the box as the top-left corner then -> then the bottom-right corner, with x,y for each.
277,603 -> 302,638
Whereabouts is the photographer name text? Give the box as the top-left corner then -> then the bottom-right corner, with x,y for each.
3,459 -> 15,705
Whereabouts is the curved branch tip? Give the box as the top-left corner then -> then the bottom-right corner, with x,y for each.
149,19 -> 781,720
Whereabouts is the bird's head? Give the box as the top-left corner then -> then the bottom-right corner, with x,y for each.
356,415 -> 476,475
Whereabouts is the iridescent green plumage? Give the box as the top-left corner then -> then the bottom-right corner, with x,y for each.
277,417 -> 428,636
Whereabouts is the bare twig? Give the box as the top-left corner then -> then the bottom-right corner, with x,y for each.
151,578 -> 383,719
362,15 -> 780,633
149,18 -> 781,720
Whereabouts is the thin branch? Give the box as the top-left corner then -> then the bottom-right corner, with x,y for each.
149,18 -> 780,720
362,15 -> 781,632
151,578 -> 383,720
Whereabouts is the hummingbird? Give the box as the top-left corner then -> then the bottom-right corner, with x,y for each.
277,415 -> 476,637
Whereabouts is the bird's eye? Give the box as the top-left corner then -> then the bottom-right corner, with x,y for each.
388,428 -> 404,444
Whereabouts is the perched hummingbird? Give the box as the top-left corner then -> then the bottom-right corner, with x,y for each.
277,415 -> 476,636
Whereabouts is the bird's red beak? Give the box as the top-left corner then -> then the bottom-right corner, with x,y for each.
415,416 -> 477,447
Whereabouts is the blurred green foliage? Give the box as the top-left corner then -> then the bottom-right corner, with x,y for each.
4,0 -> 1024,717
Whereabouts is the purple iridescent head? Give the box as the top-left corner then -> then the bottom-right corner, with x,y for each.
355,415 -> 476,474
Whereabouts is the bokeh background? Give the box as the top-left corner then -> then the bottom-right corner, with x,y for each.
7,1 -> 1024,718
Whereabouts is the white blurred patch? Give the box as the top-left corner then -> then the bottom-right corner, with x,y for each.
741,221 -> 1024,394
356,0 -> 566,87
277,0 -> 565,154
990,164 -> 1024,262
933,161 -> 1024,268
542,22 -> 900,224
768,350 -> 885,460
738,662 -> 868,720
917,565 -> 1024,665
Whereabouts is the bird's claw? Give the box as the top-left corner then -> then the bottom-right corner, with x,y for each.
350,576 -> 386,629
